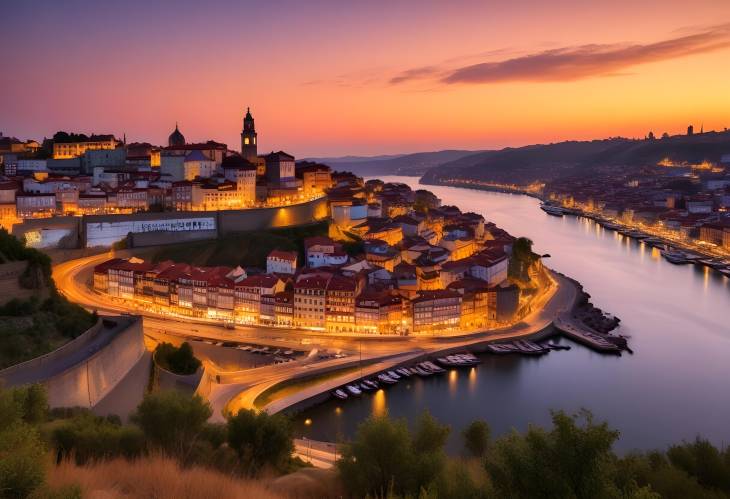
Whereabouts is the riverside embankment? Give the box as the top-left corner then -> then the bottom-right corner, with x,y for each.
298,175 -> 730,455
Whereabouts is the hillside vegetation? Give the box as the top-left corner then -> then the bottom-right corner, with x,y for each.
3,383 -> 730,498
421,130 -> 730,185
0,230 -> 96,369
149,222 -> 329,269
310,149 -> 483,177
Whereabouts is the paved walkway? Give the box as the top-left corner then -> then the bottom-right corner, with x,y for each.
52,253 -> 579,421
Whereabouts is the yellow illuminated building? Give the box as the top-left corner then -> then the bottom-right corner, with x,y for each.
53,137 -> 118,159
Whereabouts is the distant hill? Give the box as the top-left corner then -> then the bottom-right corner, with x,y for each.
421,130 -> 730,185
305,149 -> 484,177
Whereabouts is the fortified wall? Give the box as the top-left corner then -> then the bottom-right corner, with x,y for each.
11,196 -> 329,249
0,316 -> 146,408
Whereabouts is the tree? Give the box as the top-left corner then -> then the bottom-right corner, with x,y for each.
154,342 -> 201,375
485,410 -> 621,499
52,411 -> 144,465
411,411 -> 450,493
462,419 -> 490,458
0,386 -> 47,498
131,391 -> 211,460
337,414 -> 414,497
226,408 -> 294,475
337,412 -> 451,498
508,236 -> 538,282
12,383 -> 48,425
666,438 -> 730,493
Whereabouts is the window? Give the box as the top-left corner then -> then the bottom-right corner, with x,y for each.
244,138 -> 250,145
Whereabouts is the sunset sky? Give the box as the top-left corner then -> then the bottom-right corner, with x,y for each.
2,0 -> 730,157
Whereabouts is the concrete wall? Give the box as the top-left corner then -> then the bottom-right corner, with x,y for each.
12,216 -> 81,249
129,229 -> 218,248
217,196 -> 329,234
153,352 -> 204,395
0,317 -> 146,409
10,196 -> 328,249
0,320 -> 104,383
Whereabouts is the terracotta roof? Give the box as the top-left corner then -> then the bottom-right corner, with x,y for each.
412,289 -> 462,303
268,249 -> 298,261
294,275 -> 331,290
326,275 -> 357,292
236,274 -> 281,289
304,236 -> 335,249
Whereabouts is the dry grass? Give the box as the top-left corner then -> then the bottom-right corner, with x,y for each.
268,467 -> 344,499
46,455 -> 284,499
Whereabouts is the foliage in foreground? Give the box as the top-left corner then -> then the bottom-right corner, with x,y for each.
338,410 -> 730,499
0,384 -> 300,498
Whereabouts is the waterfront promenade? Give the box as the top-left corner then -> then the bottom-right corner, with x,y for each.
52,252 -> 580,420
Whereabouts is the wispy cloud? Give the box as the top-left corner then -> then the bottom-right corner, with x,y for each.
389,23 -> 730,86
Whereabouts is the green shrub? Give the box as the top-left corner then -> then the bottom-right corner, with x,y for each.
131,391 -> 212,460
226,408 -> 294,475
154,342 -> 201,375
462,419 -> 490,458
51,412 -> 144,465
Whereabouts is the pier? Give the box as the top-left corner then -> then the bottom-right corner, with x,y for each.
553,313 -> 621,353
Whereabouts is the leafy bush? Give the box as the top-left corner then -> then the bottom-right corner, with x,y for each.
51,411 -> 145,465
0,385 -> 49,498
226,408 -> 294,475
154,342 -> 201,375
462,419 -> 490,458
338,412 -> 451,498
485,409 -> 623,498
131,391 -> 212,460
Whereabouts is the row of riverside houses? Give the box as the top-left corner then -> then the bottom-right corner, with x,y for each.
92,177 -> 532,334
93,249 -> 519,334
545,150 -> 730,251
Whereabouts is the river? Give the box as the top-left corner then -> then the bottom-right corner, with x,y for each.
293,175 -> 730,453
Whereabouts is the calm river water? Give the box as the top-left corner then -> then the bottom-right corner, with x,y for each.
293,175 -> 730,453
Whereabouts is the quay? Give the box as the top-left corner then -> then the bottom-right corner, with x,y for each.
553,313 -> 621,353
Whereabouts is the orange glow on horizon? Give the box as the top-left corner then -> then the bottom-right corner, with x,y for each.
3,2 -> 730,156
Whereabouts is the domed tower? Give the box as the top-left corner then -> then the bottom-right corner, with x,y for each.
241,107 -> 257,162
168,123 -> 185,147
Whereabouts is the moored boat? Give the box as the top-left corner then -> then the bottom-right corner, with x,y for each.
345,385 -> 362,396
332,389 -> 348,400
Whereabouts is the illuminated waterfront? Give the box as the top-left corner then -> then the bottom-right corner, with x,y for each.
293,175 -> 730,453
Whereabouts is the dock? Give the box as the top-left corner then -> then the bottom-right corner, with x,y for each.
553,314 -> 621,353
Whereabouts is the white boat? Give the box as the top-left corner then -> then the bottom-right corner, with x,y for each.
332,389 -> 348,400
377,374 -> 397,384
413,367 -> 432,377
421,361 -> 445,373
345,385 -> 362,396
387,370 -> 401,380
360,382 -> 374,392
363,379 -> 379,389
540,204 -> 565,217
396,368 -> 412,377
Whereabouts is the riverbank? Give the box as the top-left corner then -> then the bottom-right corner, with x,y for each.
420,177 -> 546,200
422,176 -> 730,271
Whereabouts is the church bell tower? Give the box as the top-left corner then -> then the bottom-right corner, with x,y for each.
241,107 -> 257,162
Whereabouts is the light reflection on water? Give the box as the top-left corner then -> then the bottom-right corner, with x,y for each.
293,176 -> 730,453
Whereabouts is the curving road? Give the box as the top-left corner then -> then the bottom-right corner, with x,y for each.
52,253 -> 577,418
